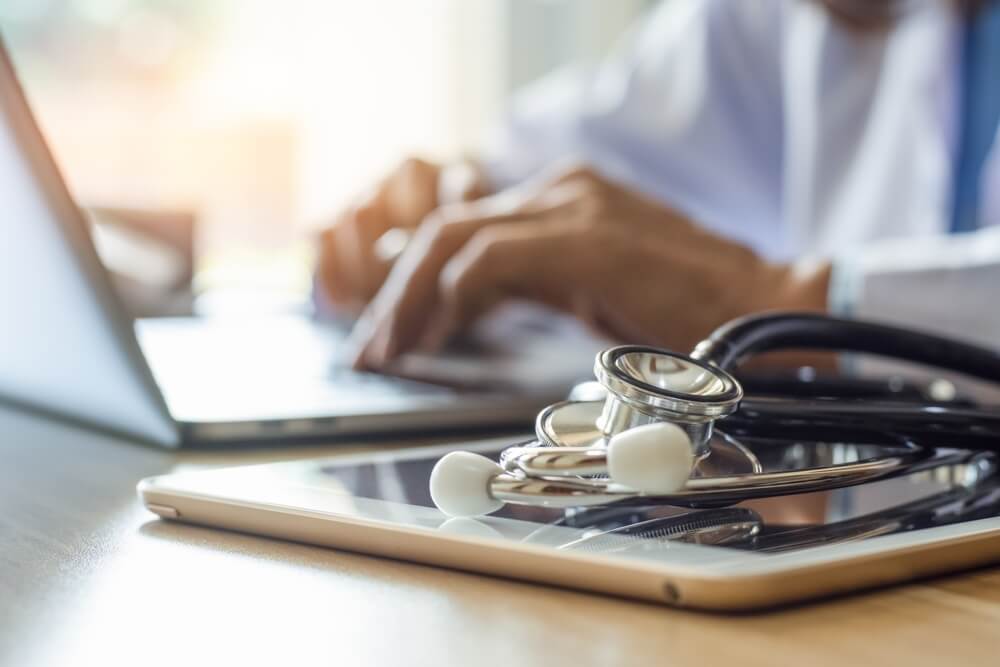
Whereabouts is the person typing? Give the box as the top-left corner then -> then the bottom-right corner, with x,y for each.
315,0 -> 1000,371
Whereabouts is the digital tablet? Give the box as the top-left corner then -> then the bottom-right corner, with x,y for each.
138,437 -> 1000,611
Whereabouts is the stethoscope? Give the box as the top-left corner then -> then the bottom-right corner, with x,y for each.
428,312 -> 1000,517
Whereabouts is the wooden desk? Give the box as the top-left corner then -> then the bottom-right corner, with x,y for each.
3,402 -> 1000,667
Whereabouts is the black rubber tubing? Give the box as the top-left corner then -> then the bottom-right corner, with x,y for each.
693,311 -> 1000,382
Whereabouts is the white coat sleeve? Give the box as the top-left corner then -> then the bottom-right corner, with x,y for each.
830,226 -> 1000,349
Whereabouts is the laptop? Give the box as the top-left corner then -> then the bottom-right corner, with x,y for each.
0,36 -> 603,448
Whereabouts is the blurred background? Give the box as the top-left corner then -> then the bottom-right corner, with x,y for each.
1,0 -> 651,315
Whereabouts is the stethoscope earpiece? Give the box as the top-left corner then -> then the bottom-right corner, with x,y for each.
606,422 -> 694,495
429,451 -> 504,518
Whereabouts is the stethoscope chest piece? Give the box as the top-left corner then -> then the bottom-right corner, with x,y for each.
539,346 -> 743,457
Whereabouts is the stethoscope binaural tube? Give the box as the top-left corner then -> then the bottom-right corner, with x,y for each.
429,312 -> 1000,518
693,312 -> 1000,380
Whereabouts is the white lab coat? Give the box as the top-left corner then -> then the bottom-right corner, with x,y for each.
482,0 -> 1000,350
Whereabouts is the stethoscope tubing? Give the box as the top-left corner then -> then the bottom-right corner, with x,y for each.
697,313 -> 1000,383
730,397 -> 1000,451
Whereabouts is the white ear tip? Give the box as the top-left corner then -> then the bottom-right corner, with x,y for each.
607,422 -> 694,495
429,451 -> 505,517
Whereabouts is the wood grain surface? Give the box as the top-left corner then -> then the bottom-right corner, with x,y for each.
3,401 -> 1000,667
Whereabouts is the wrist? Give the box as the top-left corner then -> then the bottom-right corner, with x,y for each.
763,259 -> 832,313
739,259 -> 835,371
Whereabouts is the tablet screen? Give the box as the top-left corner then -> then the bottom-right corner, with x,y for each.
318,441 -> 1000,556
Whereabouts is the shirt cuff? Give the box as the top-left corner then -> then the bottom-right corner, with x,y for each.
827,252 -> 863,319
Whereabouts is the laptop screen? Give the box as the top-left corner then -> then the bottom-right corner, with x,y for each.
0,36 -> 178,446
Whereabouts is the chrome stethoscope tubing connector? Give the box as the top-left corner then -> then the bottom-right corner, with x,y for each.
589,345 -> 743,457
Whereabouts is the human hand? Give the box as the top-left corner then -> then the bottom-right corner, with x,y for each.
351,164 -> 830,369
315,158 -> 486,315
